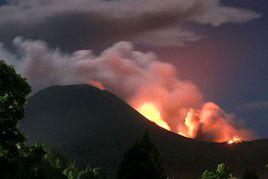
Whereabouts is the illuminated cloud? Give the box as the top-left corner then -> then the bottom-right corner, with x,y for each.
0,0 -> 260,50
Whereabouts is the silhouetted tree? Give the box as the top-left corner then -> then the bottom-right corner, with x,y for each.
0,60 -> 66,179
63,161 -> 106,179
45,145 -> 106,179
78,167 -> 105,179
117,133 -> 167,179
0,60 -> 31,159
201,163 -> 233,179
243,168 -> 259,179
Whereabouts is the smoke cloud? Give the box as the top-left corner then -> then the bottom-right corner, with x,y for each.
0,37 -> 255,142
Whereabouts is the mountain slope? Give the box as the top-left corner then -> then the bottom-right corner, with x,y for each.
21,85 -> 268,178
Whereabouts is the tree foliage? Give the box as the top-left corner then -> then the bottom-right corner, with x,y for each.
45,146 -> 106,179
117,133 -> 167,179
0,60 -> 66,178
63,161 -> 105,179
0,60 -> 31,158
201,163 -> 233,179
0,60 -> 105,179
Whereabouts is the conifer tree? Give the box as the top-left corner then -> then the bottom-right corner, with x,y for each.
117,133 -> 167,179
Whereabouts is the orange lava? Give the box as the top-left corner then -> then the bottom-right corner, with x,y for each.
136,101 -> 249,143
227,137 -> 242,144
89,80 -> 105,90
138,103 -> 171,131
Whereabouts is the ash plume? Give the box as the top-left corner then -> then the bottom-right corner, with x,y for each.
0,37 -> 255,142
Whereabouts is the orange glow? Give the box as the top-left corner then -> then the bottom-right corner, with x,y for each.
184,108 -> 198,138
135,101 -> 249,143
227,137 -> 242,144
138,103 -> 171,131
89,80 -> 105,90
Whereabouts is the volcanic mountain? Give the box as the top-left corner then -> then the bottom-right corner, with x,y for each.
21,85 -> 268,178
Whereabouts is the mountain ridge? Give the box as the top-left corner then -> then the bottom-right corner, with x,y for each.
21,84 -> 268,178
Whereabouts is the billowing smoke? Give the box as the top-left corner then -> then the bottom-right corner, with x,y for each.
0,37 -> 255,142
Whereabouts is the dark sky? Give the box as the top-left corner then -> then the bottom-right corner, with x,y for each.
0,0 -> 267,138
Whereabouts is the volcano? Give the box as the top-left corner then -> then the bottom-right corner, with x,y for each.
21,85 -> 268,178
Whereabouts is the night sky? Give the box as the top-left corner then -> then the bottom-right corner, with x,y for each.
0,0 -> 267,138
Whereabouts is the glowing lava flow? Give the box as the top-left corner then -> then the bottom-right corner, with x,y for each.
138,103 -> 171,131
89,80 -> 105,90
136,102 -> 247,143
227,137 -> 242,144
86,79 -> 247,143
